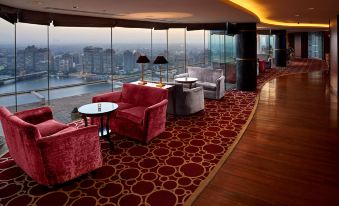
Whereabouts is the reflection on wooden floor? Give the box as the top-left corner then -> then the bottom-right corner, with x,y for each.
194,71 -> 339,206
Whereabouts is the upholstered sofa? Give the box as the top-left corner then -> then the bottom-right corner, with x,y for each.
0,106 -> 102,186
167,83 -> 204,115
92,83 -> 168,143
174,66 -> 225,99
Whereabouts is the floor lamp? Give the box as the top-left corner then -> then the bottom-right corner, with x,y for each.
153,56 -> 168,88
136,55 -> 150,85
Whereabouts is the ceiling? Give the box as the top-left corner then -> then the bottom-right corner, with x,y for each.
0,0 -> 338,29
0,0 -> 258,23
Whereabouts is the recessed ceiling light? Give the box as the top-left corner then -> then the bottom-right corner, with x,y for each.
73,6 -> 79,9
308,7 -> 315,10
31,0 -> 42,5
295,14 -> 300,17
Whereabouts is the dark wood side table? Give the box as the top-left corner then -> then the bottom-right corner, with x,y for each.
78,102 -> 118,149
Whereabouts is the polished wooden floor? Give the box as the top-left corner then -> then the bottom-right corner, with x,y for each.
194,71 -> 339,206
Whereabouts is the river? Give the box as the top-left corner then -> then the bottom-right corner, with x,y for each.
0,76 -> 130,107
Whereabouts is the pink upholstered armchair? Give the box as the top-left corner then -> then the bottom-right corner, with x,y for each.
0,106 -> 102,186
92,83 -> 168,143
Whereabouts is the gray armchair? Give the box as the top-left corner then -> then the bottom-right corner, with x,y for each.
167,83 -> 204,116
174,67 -> 225,100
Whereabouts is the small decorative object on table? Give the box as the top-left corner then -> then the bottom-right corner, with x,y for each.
70,107 -> 81,121
153,55 -> 168,88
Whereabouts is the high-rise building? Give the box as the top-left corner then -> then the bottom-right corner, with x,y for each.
102,49 -> 115,74
35,48 -> 48,72
123,50 -> 134,73
83,46 -> 103,74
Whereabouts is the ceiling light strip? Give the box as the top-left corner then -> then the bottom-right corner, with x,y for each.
225,0 -> 328,28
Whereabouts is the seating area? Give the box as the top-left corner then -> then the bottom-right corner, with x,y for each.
0,0 -> 337,205
175,66 -> 225,100
92,83 -> 168,143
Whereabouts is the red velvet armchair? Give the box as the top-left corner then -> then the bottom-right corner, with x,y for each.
0,106 -> 102,186
92,83 -> 168,143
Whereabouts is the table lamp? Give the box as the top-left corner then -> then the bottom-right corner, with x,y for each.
153,56 -> 168,88
136,55 -> 150,85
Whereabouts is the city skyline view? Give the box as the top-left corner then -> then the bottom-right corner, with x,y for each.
0,18 -> 238,108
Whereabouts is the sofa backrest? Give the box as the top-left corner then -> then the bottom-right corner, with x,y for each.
121,83 -> 168,107
187,66 -> 223,83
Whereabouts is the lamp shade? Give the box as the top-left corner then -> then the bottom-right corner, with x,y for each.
136,55 -> 150,63
153,56 -> 168,64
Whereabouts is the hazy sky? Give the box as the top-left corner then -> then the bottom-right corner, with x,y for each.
0,18 -> 206,46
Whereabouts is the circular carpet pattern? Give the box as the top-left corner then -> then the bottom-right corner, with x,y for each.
0,59 -> 328,206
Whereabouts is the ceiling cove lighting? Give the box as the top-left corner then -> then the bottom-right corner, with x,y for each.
222,0 -> 328,28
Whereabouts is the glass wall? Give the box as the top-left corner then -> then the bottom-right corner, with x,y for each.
151,29 -> 167,82
112,27 -> 151,86
0,18 -> 15,108
308,32 -> 323,59
257,34 -> 271,60
168,28 -> 185,80
208,31 -> 236,89
49,26 -> 112,101
186,30 -> 205,67
16,23 -> 48,110
1,18 -> 241,112
225,35 -> 236,89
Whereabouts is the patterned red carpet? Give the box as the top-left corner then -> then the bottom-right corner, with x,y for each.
0,59 -> 328,206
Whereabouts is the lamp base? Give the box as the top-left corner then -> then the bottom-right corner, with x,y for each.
156,82 -> 165,88
138,80 -> 147,85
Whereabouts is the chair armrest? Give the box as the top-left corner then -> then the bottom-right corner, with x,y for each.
174,73 -> 189,79
216,76 -> 225,99
144,100 -> 168,140
15,106 -> 53,125
37,125 -> 102,183
92,91 -> 122,103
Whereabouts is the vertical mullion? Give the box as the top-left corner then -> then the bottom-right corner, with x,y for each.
151,29 -> 153,81
47,25 -> 50,105
14,23 -> 17,112
166,29 -> 169,82
111,27 -> 113,92
184,28 -> 187,73
204,29 -> 206,66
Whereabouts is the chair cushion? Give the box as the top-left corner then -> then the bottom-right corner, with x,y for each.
53,126 -> 77,136
196,81 -> 217,91
116,102 -> 134,111
116,106 -> 146,125
36,120 -> 68,137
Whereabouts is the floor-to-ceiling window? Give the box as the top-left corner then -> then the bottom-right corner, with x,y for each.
186,30 -> 205,67
151,29 -> 167,82
0,18 -> 15,108
209,30 -> 236,89
112,27 -> 151,86
1,19 -> 243,111
308,32 -> 323,59
49,26 -> 112,102
16,23 -> 49,111
257,34 -> 271,60
225,35 -> 236,89
168,28 -> 185,81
